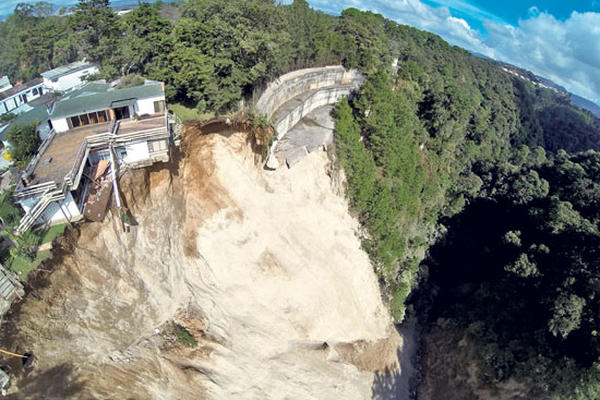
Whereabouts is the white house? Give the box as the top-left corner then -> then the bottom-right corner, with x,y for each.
14,80 -> 176,233
41,60 -> 99,93
0,78 -> 45,115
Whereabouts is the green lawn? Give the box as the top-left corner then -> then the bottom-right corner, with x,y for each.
39,223 -> 66,244
168,103 -> 214,122
5,224 -> 66,278
10,249 -> 52,278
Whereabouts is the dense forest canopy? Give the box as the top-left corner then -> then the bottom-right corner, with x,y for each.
2,0 -> 600,398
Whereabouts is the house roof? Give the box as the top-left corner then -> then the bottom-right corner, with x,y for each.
0,76 -> 11,92
0,78 -> 43,101
51,82 -> 164,119
12,105 -> 50,127
40,61 -> 98,80
0,105 -> 50,145
65,82 -> 110,98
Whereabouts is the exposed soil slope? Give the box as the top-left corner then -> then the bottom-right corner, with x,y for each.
0,129 -> 404,399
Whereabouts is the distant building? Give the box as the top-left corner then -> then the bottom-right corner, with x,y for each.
0,78 -> 45,115
41,60 -> 99,93
13,80 -> 176,233
0,76 -> 12,93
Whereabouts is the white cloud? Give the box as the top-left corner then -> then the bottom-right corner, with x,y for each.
483,11 -> 600,103
423,0 -> 506,25
302,0 -> 492,55
298,0 -> 600,104
528,6 -> 540,17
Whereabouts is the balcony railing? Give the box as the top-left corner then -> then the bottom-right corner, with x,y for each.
15,112 -> 174,232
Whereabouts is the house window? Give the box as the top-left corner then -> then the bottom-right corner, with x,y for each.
90,149 -> 111,163
148,139 -> 167,153
114,106 -> 130,120
153,100 -> 165,114
38,87 -> 43,95
67,110 -> 111,129
116,147 -> 127,161
32,88 -> 38,96
97,110 -> 108,122
68,115 -> 81,128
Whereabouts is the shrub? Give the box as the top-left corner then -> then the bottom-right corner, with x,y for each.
6,122 -> 40,166
173,325 -> 197,348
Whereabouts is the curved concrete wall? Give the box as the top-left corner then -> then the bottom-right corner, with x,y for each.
256,66 -> 363,120
255,66 -> 364,168
273,86 -> 352,143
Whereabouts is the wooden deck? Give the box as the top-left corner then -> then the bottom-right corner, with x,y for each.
27,114 -> 167,187
28,124 -> 110,186
83,178 -> 113,222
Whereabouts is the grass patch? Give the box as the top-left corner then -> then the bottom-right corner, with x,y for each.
169,103 -> 214,122
173,325 -> 197,348
10,249 -> 52,278
39,223 -> 66,244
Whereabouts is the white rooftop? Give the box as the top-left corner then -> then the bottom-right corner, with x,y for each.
0,76 -> 11,93
40,61 -> 97,80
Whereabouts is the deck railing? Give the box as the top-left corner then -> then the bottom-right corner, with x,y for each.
15,114 -> 172,233
15,187 -> 64,234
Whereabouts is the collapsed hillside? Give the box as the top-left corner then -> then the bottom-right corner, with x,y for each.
0,128 -> 406,399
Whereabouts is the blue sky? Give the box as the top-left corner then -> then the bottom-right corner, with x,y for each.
420,1 -> 598,34
292,0 -> 600,105
2,1 -> 599,104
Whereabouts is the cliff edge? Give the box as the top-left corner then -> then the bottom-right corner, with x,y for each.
0,128 -> 404,399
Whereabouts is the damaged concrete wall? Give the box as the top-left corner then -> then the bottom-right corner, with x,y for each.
254,66 -> 364,169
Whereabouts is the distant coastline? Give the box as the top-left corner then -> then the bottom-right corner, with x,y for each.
0,0 -> 179,20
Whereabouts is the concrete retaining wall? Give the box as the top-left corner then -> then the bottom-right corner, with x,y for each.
255,66 -> 364,168
256,66 -> 363,119
272,86 -> 353,143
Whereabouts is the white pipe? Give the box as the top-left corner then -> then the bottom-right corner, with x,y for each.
109,144 -> 122,209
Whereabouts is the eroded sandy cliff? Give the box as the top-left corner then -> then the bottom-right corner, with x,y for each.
0,129 -> 404,399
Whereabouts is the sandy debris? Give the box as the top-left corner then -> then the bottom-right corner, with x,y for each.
1,131 -> 404,399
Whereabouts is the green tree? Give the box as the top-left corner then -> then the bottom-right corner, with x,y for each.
119,3 -> 172,75
548,293 -> 585,338
70,0 -> 120,62
504,252 -> 539,278
6,123 -> 40,165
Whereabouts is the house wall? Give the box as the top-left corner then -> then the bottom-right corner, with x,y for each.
18,197 -> 36,214
124,141 -> 150,163
0,84 -> 45,115
135,96 -> 165,116
41,192 -> 81,224
43,66 -> 99,93
51,117 -> 69,133
0,125 -> 9,148
20,192 -> 82,227
38,122 -> 53,141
